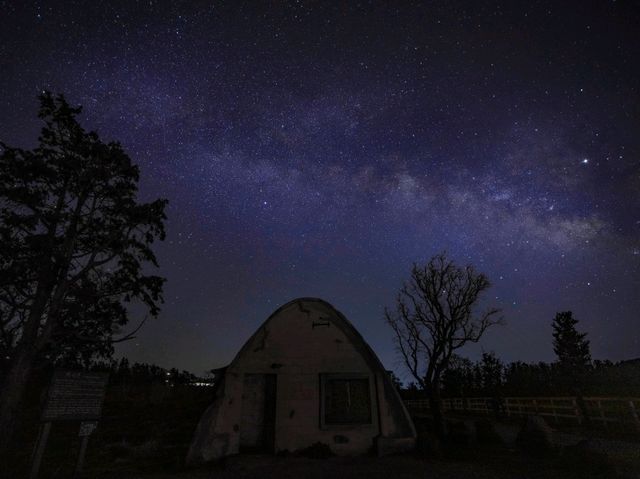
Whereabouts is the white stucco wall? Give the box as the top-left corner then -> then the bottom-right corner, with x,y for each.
187,299 -> 415,463
226,301 -> 379,454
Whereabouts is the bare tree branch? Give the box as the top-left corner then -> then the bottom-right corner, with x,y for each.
385,252 -> 503,437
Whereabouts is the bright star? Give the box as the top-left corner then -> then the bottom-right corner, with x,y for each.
581,158 -> 589,164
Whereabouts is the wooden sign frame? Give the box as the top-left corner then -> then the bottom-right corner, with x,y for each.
41,370 -> 109,421
30,369 -> 109,479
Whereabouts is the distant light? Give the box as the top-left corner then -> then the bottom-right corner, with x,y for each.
581,158 -> 589,164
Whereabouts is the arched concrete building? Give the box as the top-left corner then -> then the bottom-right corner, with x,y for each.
187,298 -> 416,463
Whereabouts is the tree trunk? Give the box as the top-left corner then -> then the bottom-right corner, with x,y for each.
0,345 -> 35,458
428,383 -> 447,438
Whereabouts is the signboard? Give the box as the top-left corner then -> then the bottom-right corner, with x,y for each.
41,370 -> 109,422
78,421 -> 98,437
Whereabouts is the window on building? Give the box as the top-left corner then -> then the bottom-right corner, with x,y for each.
321,374 -> 372,426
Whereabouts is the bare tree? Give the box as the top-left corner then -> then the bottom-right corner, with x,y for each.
385,253 -> 502,437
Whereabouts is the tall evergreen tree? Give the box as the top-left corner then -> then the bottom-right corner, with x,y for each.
0,92 -> 167,456
480,351 -> 504,418
552,311 -> 592,375
552,311 -> 592,422
480,351 -> 504,395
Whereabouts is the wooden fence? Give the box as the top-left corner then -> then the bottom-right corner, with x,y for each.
404,396 -> 640,431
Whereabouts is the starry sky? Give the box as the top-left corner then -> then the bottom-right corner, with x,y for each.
1,1 -> 639,377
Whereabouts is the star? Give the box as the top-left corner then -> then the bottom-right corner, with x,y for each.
1,0 -> 638,372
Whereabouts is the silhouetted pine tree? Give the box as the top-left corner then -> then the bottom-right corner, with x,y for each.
0,92 -> 167,456
552,311 -> 592,422
552,311 -> 591,373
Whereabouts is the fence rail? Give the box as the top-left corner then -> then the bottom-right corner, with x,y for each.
404,396 -> 640,430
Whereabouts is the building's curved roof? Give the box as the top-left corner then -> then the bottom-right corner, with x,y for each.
229,297 -> 416,438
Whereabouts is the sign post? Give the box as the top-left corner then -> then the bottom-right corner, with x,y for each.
29,422 -> 52,479
73,421 -> 97,478
29,370 -> 108,479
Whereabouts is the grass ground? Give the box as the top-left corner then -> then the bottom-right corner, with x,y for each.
8,385 -> 640,478
91,446 -> 639,479
82,414 -> 640,479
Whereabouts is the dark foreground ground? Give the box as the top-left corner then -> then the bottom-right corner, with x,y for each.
11,415 -> 640,478
8,381 -> 640,479
94,446 -> 640,479
86,415 -> 640,479
85,414 -> 640,479
11,425 -> 640,479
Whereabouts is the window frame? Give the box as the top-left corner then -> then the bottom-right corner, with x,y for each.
319,373 -> 374,429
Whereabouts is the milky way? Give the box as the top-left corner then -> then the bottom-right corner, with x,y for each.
1,1 -> 639,375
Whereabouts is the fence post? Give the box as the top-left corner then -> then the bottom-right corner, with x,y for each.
403,396 -> 640,430
598,400 -> 607,429
572,398 -> 582,425
629,401 -> 640,434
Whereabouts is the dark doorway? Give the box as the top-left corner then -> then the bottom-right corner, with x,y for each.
240,374 -> 277,452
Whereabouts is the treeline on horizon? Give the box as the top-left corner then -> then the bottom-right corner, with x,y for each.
397,354 -> 640,399
0,356 -> 208,390
4,319 -> 638,400
17,352 -> 637,399
3,344 -> 638,401
76,357 -> 210,389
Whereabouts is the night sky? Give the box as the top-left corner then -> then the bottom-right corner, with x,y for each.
1,1 -> 639,377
